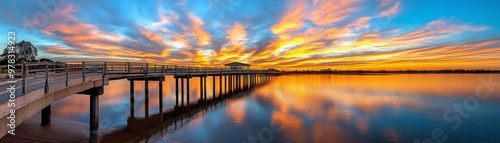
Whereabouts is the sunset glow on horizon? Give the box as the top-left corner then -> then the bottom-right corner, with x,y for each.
1,0 -> 499,70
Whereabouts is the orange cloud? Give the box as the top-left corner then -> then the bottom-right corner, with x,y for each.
46,46 -> 81,55
139,28 -> 165,44
35,4 -> 177,62
188,13 -> 211,47
225,23 -> 246,43
352,19 -> 490,50
34,4 -> 123,43
270,0 -> 307,35
310,0 -> 361,25
280,39 -> 500,70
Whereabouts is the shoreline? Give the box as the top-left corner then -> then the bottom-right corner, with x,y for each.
0,112 -> 90,143
0,112 -> 117,143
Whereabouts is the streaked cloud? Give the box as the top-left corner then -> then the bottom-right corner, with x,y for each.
270,0 -> 308,35
310,0 -> 361,25
378,0 -> 401,17
0,0 -> 498,70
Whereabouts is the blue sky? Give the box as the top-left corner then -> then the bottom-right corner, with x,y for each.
0,0 -> 499,70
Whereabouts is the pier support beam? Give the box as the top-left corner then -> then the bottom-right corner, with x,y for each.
229,74 -> 232,95
175,78 -> 179,107
250,74 -> 252,86
255,74 -> 257,85
248,74 -> 250,88
204,76 -> 207,104
250,74 -> 253,86
254,74 -> 256,86
90,94 -> 99,143
187,77 -> 190,109
219,75 -> 222,98
249,74 -> 251,87
224,75 -> 227,95
145,80 -> 149,118
41,105 -> 51,126
200,77 -> 203,101
79,87 -> 104,143
159,80 -> 163,122
130,81 -> 134,118
212,76 -> 216,100
254,74 -> 257,85
201,75 -> 207,105
181,78 -> 184,106
236,74 -> 240,91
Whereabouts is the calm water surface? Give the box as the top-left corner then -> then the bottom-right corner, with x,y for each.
52,74 -> 500,143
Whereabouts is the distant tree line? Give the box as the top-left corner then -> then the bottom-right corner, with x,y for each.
284,68 -> 500,74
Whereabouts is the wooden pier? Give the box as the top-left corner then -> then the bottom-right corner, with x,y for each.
0,61 -> 279,143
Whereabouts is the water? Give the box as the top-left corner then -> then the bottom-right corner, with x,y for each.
52,74 -> 500,143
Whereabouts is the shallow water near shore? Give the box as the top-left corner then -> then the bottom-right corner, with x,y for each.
3,74 -> 500,143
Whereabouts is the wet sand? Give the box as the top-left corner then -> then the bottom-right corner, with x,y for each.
0,112 -> 91,143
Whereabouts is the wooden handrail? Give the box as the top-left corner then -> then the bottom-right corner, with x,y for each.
4,61 -> 279,98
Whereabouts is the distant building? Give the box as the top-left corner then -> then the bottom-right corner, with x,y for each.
39,58 -> 54,63
224,62 -> 251,70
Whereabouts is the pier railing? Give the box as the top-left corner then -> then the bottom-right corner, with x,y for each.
0,61 -> 278,97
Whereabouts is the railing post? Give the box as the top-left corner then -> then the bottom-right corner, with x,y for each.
82,62 -> 86,82
127,62 -> 131,74
103,62 -> 107,78
212,75 -> 215,99
154,65 -> 157,73
22,61 -> 27,95
65,63 -> 69,86
146,63 -> 149,75
45,63 -> 49,93
161,65 -> 165,76
174,66 -> 177,75
188,67 -> 192,83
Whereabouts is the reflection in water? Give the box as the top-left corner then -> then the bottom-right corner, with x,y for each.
51,75 -> 220,127
226,99 -> 246,125
52,74 -> 500,142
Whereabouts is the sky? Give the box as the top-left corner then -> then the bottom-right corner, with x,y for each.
0,0 -> 499,70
